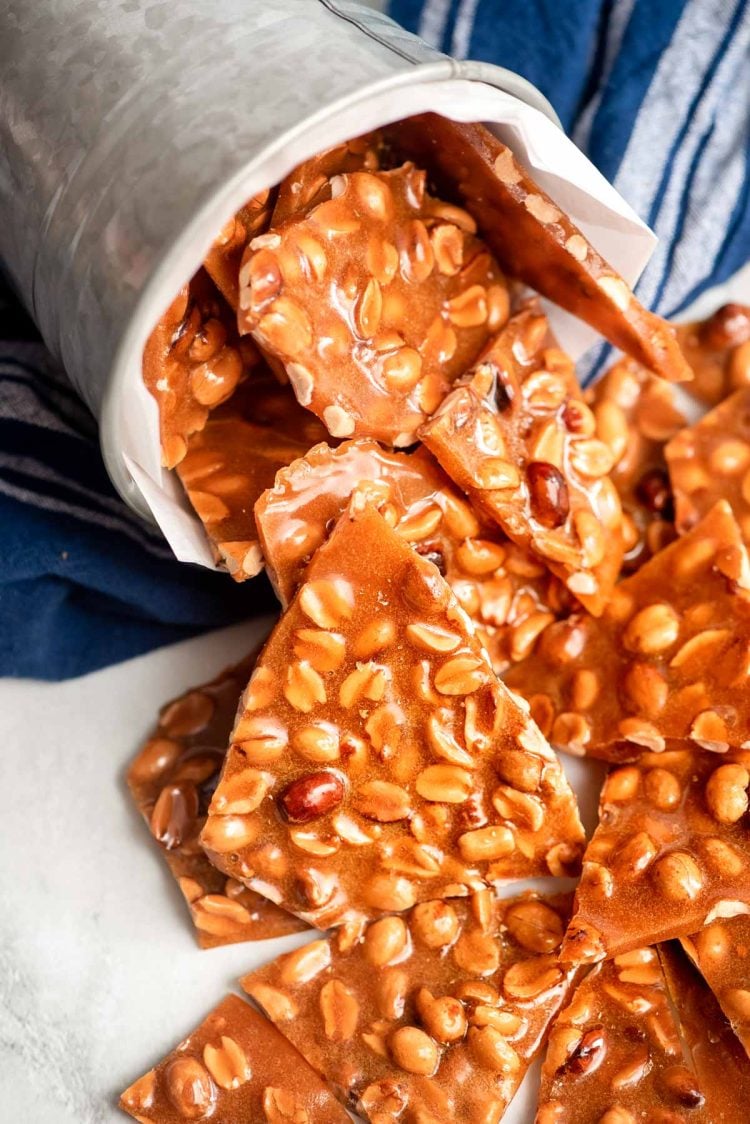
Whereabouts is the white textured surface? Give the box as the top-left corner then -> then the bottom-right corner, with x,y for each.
0,619 -> 601,1123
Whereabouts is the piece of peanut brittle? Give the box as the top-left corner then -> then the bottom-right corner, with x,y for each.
506,502 -> 750,761
561,743 -> 750,965
242,890 -> 576,1124
127,652 -> 307,948
421,305 -> 624,615
238,163 -> 508,446
201,502 -> 584,929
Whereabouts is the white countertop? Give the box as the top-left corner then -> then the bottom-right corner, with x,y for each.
0,619 -> 604,1123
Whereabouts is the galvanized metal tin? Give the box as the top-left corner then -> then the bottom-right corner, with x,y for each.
0,0 -> 653,562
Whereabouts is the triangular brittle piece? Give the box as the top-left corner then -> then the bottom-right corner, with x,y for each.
271,130 -> 385,224
674,302 -> 750,405
537,946 -> 713,1123
242,890 -> 576,1124
127,652 -> 307,948
667,386 -> 750,541
120,993 -> 350,1124
255,439 -> 573,673
506,501 -> 750,761
658,942 -> 750,1123
387,114 -> 691,383
588,355 -> 684,570
203,190 -> 275,309
681,913 -> 750,1059
176,373 -> 327,580
142,269 -> 253,467
237,163 -> 508,446
560,742 -> 750,965
201,502 -> 584,928
420,305 -> 624,614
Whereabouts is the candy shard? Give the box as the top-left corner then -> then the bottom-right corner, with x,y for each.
387,114 -> 692,384
238,163 -> 507,446
588,355 -> 683,572
176,373 -> 327,581
142,269 -> 254,468
681,911 -> 750,1060
560,741 -> 750,965
255,438 -> 571,672
666,385 -> 750,543
675,302 -> 750,405
119,994 -> 349,1123
658,941 -> 750,1123
537,943 -> 743,1123
241,890 -> 575,1123
127,652 -> 307,948
420,304 -> 624,615
203,190 -> 276,309
272,130 -> 385,225
506,500 -> 750,761
202,502 -> 584,928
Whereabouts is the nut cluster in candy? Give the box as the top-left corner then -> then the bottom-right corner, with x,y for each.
125,114 -> 750,1123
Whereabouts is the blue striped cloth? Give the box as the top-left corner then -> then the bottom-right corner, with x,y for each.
1,0 -> 749,678
0,280 -> 272,679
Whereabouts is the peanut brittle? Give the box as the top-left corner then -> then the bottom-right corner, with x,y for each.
242,890 -> 576,1124
681,913 -> 750,1059
143,269 -> 256,468
175,373 -> 327,580
675,302 -> 750,405
588,356 -> 684,572
667,387 -> 750,543
505,501 -> 750,761
255,439 -> 573,673
561,742 -> 750,965
201,502 -> 584,929
272,130 -> 384,224
420,305 -> 624,615
537,946 -> 710,1123
387,114 -> 691,384
202,190 -> 276,310
127,654 -> 307,948
237,163 -> 508,446
658,941 -> 750,1123
119,993 -> 349,1123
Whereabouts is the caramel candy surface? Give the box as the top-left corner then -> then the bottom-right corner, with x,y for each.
588,355 -> 683,572
202,502 -> 584,928
272,131 -> 384,224
561,742 -> 750,964
238,163 -> 508,446
388,114 -> 692,383
681,913 -> 750,1060
119,993 -> 349,1123
176,372 -> 327,581
421,305 -> 624,615
506,501 -> 750,761
255,439 -> 572,673
127,653 -> 307,948
537,947 -> 708,1123
675,302 -> 750,405
242,890 -> 575,1123
667,386 -> 750,543
143,269 -> 255,468
203,190 -> 276,309
658,941 -> 750,1124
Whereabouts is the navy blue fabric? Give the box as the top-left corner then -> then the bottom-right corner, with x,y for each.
0,281 -> 275,679
2,0 -> 749,679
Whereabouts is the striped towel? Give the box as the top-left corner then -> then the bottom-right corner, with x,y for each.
1,0 -> 749,678
0,279 -> 272,679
